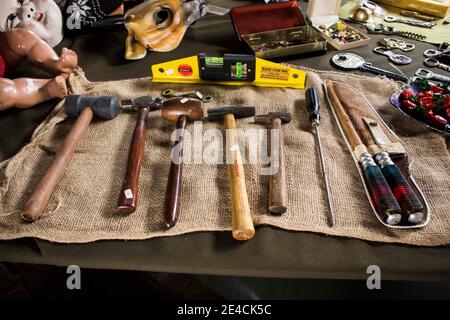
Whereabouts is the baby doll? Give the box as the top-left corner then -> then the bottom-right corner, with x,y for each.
0,28 -> 77,111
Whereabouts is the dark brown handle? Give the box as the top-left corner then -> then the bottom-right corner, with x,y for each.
21,107 -> 94,222
163,115 -> 187,229
117,107 -> 150,214
269,118 -> 287,214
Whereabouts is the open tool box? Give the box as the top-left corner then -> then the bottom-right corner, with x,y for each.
325,81 -> 430,229
230,1 -> 327,59
307,0 -> 370,50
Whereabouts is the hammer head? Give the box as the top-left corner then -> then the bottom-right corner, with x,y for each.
65,95 -> 120,119
161,97 -> 204,122
121,96 -> 163,112
207,106 -> 256,122
254,112 -> 292,125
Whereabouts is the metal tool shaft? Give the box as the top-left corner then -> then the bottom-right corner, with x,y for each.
306,88 -> 334,227
314,124 -> 334,227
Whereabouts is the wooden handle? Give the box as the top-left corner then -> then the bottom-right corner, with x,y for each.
163,115 -> 187,229
269,118 -> 287,214
224,114 -> 255,241
326,81 -> 365,153
117,107 -> 150,214
21,107 -> 94,222
330,84 -> 375,147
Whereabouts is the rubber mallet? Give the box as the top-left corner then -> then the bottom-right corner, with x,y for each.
21,95 -> 120,222
207,106 -> 256,241
254,112 -> 291,214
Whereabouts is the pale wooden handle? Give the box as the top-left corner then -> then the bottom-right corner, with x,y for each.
269,118 -> 287,214
326,81 -> 363,150
224,114 -> 255,241
21,107 -> 94,222
326,80 -> 368,159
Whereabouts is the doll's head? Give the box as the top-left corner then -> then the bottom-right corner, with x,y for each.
0,0 -> 63,47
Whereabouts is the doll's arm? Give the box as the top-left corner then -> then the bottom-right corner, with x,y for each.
0,29 -> 77,77
0,29 -> 58,69
0,76 -> 67,110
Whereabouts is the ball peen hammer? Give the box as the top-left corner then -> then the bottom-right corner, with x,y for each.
21,95 -> 120,222
254,112 -> 291,214
207,106 -> 256,241
117,96 -> 163,214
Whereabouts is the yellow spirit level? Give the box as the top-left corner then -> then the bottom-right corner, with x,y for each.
151,53 -> 306,89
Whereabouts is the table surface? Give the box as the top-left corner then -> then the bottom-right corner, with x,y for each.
1,1 -> 450,281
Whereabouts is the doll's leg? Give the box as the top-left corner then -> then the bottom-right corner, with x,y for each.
0,76 -> 67,111
0,30 -> 77,78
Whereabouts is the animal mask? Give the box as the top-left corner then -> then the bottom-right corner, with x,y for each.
0,0 -> 63,47
124,0 -> 208,60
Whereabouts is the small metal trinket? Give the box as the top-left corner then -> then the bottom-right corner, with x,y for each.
365,23 -> 426,41
378,38 -> 415,52
324,23 -> 362,45
384,15 -> 436,29
253,40 -> 300,52
400,10 -> 437,22
161,89 -> 213,102
373,47 -> 412,65
351,6 -> 373,23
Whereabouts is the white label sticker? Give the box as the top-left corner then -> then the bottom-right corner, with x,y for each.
230,144 -> 239,152
180,98 -> 189,104
195,91 -> 204,99
124,189 -> 133,199
166,69 -> 174,75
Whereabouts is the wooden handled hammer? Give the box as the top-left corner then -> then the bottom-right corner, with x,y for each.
117,96 -> 163,214
254,112 -> 292,214
21,95 -> 120,222
207,106 -> 256,241
161,97 -> 204,229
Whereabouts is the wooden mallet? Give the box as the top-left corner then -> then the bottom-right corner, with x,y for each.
254,112 -> 291,214
207,106 -> 256,241
161,97 -> 204,229
21,95 -> 120,222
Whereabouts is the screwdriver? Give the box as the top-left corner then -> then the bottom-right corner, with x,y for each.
305,88 -> 334,227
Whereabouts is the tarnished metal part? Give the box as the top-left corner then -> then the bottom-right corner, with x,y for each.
161,89 -> 213,102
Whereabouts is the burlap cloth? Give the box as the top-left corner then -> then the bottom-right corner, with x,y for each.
1,67 -> 449,245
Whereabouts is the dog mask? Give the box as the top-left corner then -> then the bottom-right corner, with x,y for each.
124,0 -> 208,60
